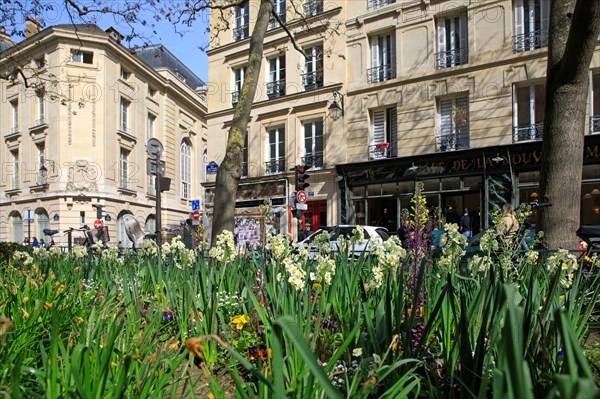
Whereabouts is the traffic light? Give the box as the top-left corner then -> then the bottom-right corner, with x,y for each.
295,165 -> 310,191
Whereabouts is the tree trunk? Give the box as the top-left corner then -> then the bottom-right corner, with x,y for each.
210,0 -> 274,245
539,0 -> 600,249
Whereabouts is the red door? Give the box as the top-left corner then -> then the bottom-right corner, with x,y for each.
302,200 -> 327,232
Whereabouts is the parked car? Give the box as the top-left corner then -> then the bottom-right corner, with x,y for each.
296,225 -> 391,259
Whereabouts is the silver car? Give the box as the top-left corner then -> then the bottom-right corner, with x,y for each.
297,225 -> 391,259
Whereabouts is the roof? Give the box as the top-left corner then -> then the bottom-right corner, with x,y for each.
132,44 -> 205,90
53,24 -> 108,36
0,42 -> 11,52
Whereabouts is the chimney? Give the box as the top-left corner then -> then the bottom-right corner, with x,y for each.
25,17 -> 42,38
0,27 -> 14,47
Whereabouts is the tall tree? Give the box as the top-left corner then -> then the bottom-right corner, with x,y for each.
539,0 -> 600,249
210,0 -> 273,243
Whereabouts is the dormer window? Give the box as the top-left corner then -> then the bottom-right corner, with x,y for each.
175,70 -> 187,83
34,57 -> 45,68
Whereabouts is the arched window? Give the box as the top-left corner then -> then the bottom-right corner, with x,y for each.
10,212 -> 23,243
180,141 -> 191,199
145,215 -> 156,235
36,209 -> 49,241
117,211 -> 134,247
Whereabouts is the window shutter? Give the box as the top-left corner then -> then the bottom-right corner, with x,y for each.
389,108 -> 398,157
539,0 -> 549,39
304,123 -> 312,155
372,110 -> 386,144
371,35 -> 380,69
269,130 -> 276,161
278,128 -> 285,160
455,96 -> 469,136
439,99 -> 453,137
459,13 -> 468,59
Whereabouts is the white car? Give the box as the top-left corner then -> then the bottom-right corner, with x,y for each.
296,225 -> 390,259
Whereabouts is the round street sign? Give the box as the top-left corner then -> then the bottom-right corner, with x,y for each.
146,138 -> 164,158
193,210 -> 200,221
94,219 -> 104,230
296,190 -> 307,204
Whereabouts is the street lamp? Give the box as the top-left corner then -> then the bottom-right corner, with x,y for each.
328,91 -> 344,121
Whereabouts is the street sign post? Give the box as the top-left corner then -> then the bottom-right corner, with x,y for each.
192,200 -> 200,211
296,203 -> 308,210
24,209 -> 34,245
94,219 -> 104,230
193,210 -> 200,221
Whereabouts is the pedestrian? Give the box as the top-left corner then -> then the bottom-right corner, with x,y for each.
40,238 -> 46,248
31,237 -> 40,247
117,241 -> 125,257
460,208 -> 472,238
501,203 -> 519,239
298,224 -> 311,242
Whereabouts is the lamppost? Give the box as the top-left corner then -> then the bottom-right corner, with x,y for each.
328,91 -> 345,120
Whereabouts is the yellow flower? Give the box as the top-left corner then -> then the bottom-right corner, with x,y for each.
21,309 -> 30,318
229,314 -> 250,330
75,317 -> 85,324
44,302 -> 53,310
22,296 -> 29,303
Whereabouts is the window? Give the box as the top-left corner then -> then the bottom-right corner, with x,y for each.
233,2 -> 249,41
267,127 -> 285,174
369,32 -> 396,83
513,0 -> 549,52
120,148 -> 130,189
117,213 -> 133,247
436,12 -> 468,68
513,83 -> 545,142
370,108 -> 398,159
303,44 -> 323,90
438,96 -> 470,151
120,97 -> 130,133
242,134 -> 249,178
120,67 -> 131,80
147,114 -> 156,139
232,66 -> 246,106
145,216 -> 156,235
267,55 -> 286,99
10,100 -> 18,134
303,120 -> 324,168
70,50 -> 93,64
269,0 -> 286,29
11,213 -> 23,243
304,0 -> 323,17
11,150 -> 19,189
590,72 -> 600,133
36,90 -> 45,125
180,141 -> 191,199
38,211 -> 49,241
37,143 -> 46,185
148,87 -> 157,97
368,0 -> 395,10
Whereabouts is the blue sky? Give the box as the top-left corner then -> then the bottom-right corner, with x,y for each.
11,4 -> 210,82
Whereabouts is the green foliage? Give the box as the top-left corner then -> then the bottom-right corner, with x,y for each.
0,242 -> 30,266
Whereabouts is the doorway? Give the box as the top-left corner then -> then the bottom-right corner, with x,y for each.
302,200 -> 327,232
442,192 -> 482,233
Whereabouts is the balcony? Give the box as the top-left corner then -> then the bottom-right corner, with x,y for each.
302,152 -> 324,169
302,71 -> 323,90
435,47 -> 468,69
269,11 -> 286,30
304,0 -> 323,17
267,79 -> 286,99
368,143 -> 397,160
368,0 -> 395,10
513,123 -> 543,142
367,64 -> 396,83
435,131 -> 470,152
513,29 -> 548,53
233,25 -> 249,41
265,158 -> 285,175
590,115 -> 600,134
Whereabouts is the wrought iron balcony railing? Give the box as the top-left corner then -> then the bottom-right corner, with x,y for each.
265,158 -> 285,174
302,152 -> 324,169
435,47 -> 468,69
267,79 -> 286,99
304,0 -> 323,17
368,143 -> 398,159
513,29 -> 548,52
367,64 -> 396,83
590,115 -> 600,134
233,25 -> 249,41
435,131 -> 470,152
302,71 -> 323,90
513,123 -> 543,142
367,0 -> 395,10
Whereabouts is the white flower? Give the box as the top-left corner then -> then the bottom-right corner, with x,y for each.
352,348 -> 363,357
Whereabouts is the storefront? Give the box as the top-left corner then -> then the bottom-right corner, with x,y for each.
336,135 -> 600,233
